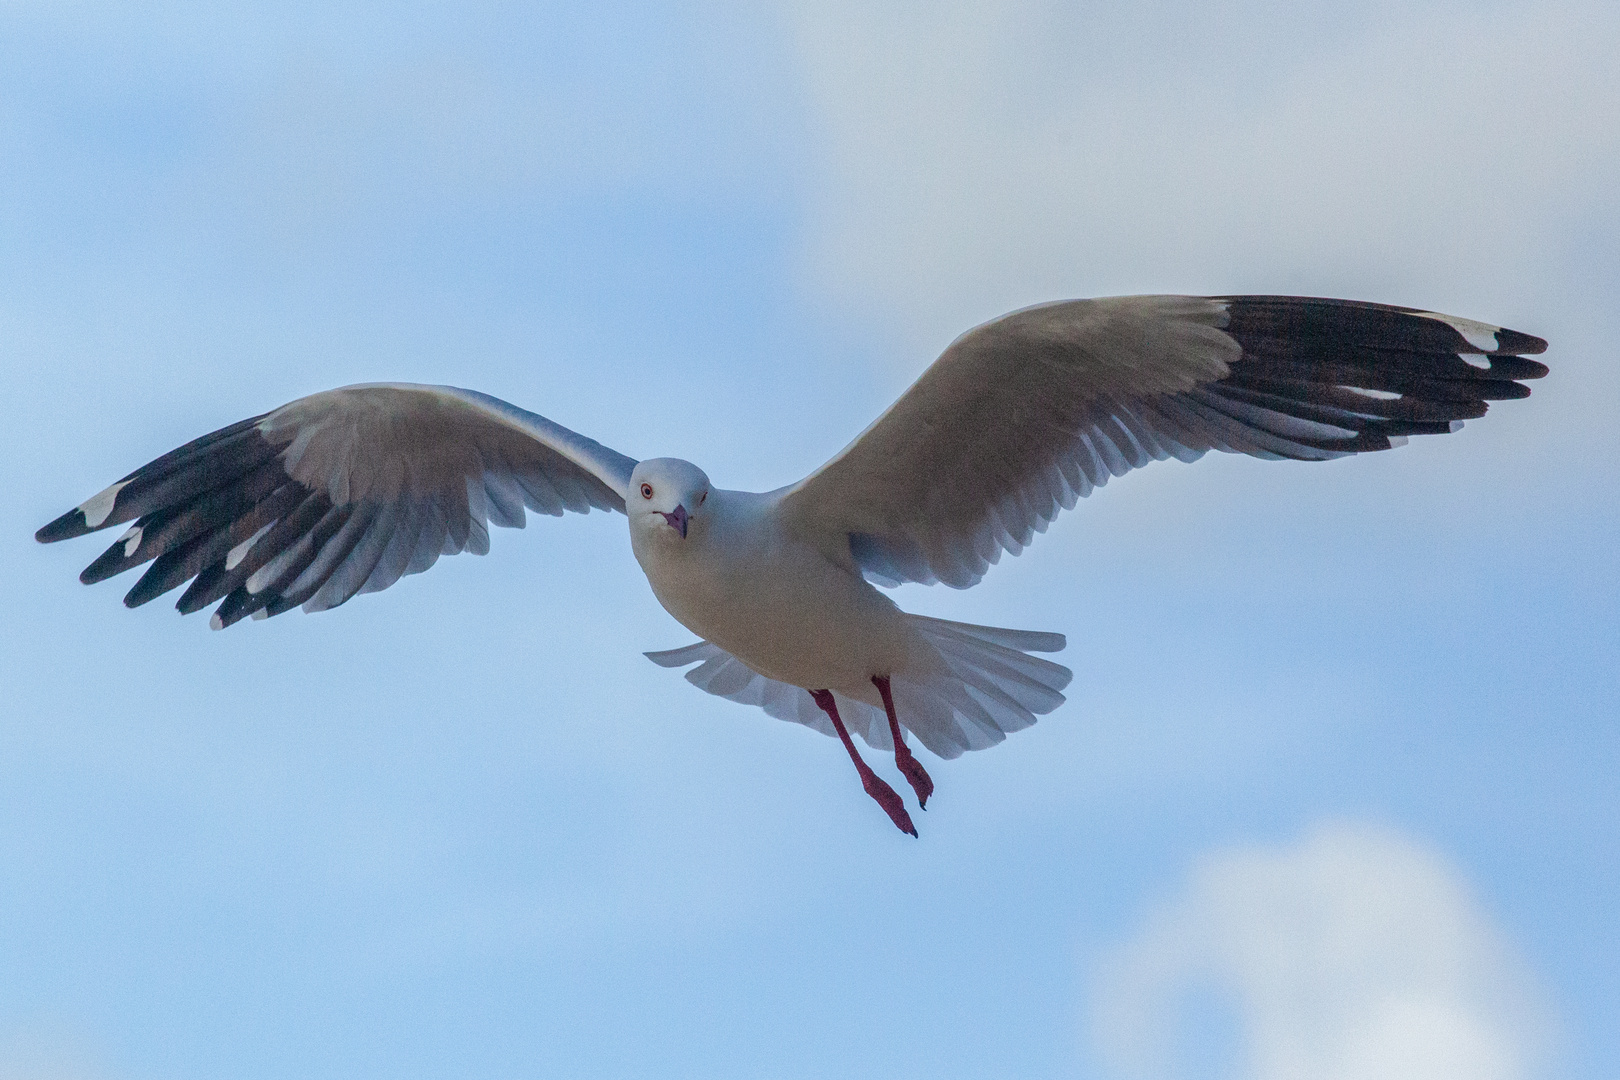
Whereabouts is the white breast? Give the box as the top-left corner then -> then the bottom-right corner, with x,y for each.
629,489 -> 938,700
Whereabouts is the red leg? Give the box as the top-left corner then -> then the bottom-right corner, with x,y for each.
872,675 -> 934,809
809,689 -> 917,837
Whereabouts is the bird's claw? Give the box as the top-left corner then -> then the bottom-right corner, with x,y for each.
895,745 -> 934,809
860,768 -> 918,837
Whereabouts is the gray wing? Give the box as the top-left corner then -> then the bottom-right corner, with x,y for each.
36,383 -> 637,628
776,295 -> 1549,589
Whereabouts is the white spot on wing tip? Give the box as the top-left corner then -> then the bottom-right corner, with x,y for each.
119,524 -> 144,557
1449,420 -> 1465,433
78,480 -> 130,528
226,522 -> 274,570
1415,310 -> 1499,356
251,608 -> 269,620
209,613 -> 224,631
1387,434 -> 1409,448
1340,385 -> 1403,401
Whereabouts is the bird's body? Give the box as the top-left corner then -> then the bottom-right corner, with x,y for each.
37,294 -> 1549,834
633,483 -> 927,704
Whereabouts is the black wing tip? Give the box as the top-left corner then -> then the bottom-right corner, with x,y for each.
36,509 -> 89,544
1479,355 -> 1548,380
124,571 -> 177,609
1214,295 -> 1549,361
210,585 -> 268,630
37,415 -> 284,549
1492,328 -> 1548,357
176,572 -> 223,614
1483,327 -> 1548,356
1477,380 -> 1533,401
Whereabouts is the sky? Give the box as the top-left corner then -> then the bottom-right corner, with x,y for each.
1,2 -> 1616,1078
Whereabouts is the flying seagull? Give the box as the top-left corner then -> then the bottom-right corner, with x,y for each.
37,295 -> 1547,835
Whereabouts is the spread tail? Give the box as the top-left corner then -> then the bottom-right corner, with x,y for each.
645,614 -> 1071,760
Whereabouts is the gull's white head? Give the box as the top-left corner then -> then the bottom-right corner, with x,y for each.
627,458 -> 711,542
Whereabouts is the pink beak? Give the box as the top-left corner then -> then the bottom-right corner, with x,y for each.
660,504 -> 689,538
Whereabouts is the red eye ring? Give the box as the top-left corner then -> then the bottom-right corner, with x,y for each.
640,483 -> 653,499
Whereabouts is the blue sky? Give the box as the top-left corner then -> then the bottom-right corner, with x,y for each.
2,3 -> 1616,1078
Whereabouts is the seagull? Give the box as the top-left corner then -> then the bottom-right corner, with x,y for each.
37,295 -> 1547,835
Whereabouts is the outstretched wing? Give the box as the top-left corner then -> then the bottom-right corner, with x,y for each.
36,384 -> 637,628
777,295 -> 1548,588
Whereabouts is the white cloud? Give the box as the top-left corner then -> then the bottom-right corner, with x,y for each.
784,0 -> 1620,355
1090,822 -> 1553,1080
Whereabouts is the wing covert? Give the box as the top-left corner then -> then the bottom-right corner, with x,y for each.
36,384 -> 637,627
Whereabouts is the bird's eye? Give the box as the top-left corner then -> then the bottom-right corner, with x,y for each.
640,483 -> 653,499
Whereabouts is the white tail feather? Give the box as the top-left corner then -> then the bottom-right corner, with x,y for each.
643,615 -> 1071,759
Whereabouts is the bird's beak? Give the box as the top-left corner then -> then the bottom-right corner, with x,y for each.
660,504 -> 689,538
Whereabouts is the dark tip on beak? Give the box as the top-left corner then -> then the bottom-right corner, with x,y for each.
661,504 -> 689,538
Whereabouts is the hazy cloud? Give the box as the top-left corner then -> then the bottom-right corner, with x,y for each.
785,0 -> 1619,352
0,1024 -> 106,1080
1091,822 -> 1553,1080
